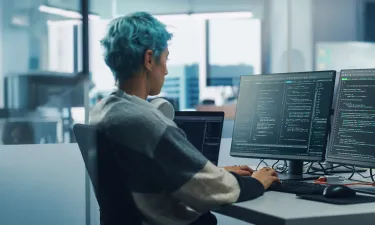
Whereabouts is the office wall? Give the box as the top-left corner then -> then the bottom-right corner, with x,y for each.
0,144 -> 86,225
313,0 -> 360,42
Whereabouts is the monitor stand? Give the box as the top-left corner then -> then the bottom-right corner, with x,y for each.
278,160 -> 319,181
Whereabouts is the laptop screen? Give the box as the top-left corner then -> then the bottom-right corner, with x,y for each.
174,111 -> 224,165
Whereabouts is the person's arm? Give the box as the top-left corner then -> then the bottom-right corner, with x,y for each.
153,125 -> 265,213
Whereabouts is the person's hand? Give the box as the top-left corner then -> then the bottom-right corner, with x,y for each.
223,165 -> 253,176
251,167 -> 280,189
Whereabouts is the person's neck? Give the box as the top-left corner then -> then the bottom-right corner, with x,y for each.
119,76 -> 149,100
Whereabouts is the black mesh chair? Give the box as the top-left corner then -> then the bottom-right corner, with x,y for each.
73,124 -> 143,225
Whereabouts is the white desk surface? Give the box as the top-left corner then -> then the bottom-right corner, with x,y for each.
216,191 -> 375,225
216,138 -> 375,225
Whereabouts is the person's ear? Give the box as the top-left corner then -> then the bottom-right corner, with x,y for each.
144,49 -> 154,71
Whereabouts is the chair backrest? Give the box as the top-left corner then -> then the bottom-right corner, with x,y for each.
73,124 -> 99,195
73,124 -> 143,225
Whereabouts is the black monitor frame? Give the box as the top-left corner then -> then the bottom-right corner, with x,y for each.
174,111 -> 225,165
230,71 -> 336,180
326,69 -> 375,169
175,111 -> 225,119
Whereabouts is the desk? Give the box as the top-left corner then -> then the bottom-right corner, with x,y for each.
215,191 -> 375,225
216,138 -> 375,225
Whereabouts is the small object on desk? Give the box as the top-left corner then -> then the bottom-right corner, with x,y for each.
323,185 -> 356,198
324,175 -> 341,184
267,180 -> 326,195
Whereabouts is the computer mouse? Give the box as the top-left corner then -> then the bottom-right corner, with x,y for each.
323,185 -> 356,198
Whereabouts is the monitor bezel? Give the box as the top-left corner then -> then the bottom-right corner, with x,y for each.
174,111 -> 225,165
326,69 -> 375,168
229,70 -> 336,162
175,111 -> 225,119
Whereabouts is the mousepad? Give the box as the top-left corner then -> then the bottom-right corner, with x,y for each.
296,194 -> 375,205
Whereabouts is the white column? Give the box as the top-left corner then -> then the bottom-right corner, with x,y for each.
269,0 -> 313,73
0,0 -> 3,108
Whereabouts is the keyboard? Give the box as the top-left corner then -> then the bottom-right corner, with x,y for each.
267,180 -> 327,195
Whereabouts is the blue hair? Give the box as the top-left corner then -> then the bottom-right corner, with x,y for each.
101,12 -> 172,82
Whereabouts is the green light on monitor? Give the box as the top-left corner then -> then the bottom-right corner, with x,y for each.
342,78 -> 348,80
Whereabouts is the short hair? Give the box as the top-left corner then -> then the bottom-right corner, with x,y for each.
101,12 -> 172,82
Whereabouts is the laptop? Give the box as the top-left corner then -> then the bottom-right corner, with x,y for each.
174,111 -> 225,165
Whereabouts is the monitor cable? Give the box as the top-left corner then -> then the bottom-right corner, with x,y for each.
305,162 -> 329,175
255,159 -> 269,171
272,160 -> 288,173
306,162 -> 351,175
348,167 -> 375,182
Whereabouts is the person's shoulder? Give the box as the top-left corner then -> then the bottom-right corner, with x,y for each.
90,95 -> 173,155
91,95 -> 170,137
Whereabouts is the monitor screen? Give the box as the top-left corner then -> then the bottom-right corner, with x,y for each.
326,69 -> 375,168
230,71 -> 335,161
174,111 -> 224,165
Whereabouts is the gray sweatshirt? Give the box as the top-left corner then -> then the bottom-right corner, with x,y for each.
89,88 -> 265,225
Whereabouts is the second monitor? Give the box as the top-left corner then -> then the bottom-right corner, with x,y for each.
230,71 -> 336,180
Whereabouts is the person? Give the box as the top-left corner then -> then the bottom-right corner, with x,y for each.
89,12 -> 280,225
1,122 -> 35,145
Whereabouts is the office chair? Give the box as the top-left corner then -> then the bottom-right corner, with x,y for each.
73,124 -> 143,225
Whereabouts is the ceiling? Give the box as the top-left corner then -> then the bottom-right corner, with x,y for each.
47,0 -> 265,19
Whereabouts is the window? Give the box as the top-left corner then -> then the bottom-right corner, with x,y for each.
208,18 -> 261,85
47,21 -> 76,73
156,16 -> 205,110
205,17 -> 261,104
89,20 -> 115,92
51,13 -> 261,112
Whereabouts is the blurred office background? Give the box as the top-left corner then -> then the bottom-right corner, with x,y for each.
0,0 -> 374,224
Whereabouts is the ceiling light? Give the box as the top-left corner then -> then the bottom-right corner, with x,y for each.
155,11 -> 253,21
191,12 -> 253,20
39,5 -> 100,20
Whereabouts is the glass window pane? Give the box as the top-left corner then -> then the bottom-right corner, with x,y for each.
155,16 -> 205,110
0,1 -> 89,225
205,16 -> 261,110
208,17 -> 261,81
0,0 -> 87,145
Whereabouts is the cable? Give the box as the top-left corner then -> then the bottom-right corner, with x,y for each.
305,162 -> 329,175
256,159 -> 269,171
314,180 -> 375,186
271,160 -> 280,169
347,167 -> 375,183
309,163 -> 348,174
271,160 -> 288,173
348,166 -> 355,180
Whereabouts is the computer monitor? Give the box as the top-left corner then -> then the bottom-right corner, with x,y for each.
230,71 -> 336,180
174,111 -> 225,165
326,68 -> 375,168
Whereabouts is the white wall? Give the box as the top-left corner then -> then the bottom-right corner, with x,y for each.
313,0 -> 360,42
